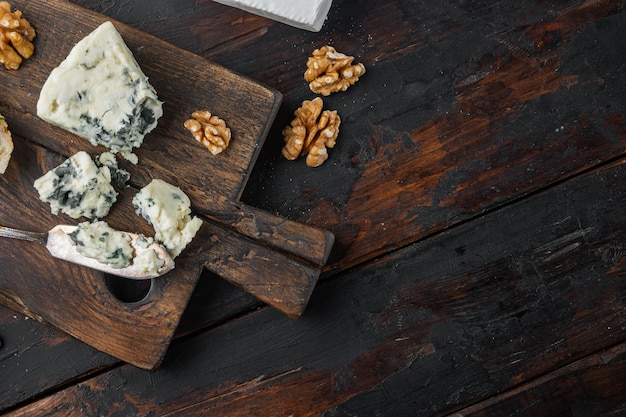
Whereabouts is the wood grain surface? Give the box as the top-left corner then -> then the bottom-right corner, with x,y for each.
8,158 -> 626,416
1,0 -> 625,415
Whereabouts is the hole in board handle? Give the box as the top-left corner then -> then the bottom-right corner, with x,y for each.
105,274 -> 152,303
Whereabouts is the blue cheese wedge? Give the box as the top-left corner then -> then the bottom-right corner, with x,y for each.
33,151 -> 117,219
37,21 -> 163,164
132,179 -> 203,258
213,0 -> 332,32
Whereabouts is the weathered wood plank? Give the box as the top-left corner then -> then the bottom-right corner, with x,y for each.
8,157 -> 626,416
2,0 -> 625,413
71,0 -> 626,276
0,306 -> 116,411
448,342 -> 626,417
69,0 -> 269,55
0,268 -> 259,413
240,0 -> 626,272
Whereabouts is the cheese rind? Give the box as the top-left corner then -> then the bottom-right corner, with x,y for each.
33,151 -> 117,219
213,0 -> 332,32
37,21 -> 163,163
132,179 -> 203,258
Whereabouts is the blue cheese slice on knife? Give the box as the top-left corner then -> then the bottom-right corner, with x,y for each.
68,220 -> 135,269
37,21 -> 163,164
68,220 -> 167,274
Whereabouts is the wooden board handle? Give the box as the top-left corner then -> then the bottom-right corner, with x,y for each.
198,197 -> 335,267
199,213 -> 334,318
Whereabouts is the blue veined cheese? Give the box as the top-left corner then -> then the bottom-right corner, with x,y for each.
134,235 -> 167,274
132,179 -> 203,258
69,220 -> 134,269
68,221 -> 167,274
33,151 -> 117,219
213,0 -> 333,31
37,21 -> 163,164
96,151 -> 131,188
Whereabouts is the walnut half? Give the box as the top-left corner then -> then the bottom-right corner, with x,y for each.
184,110 -> 232,155
304,45 -> 366,96
0,1 -> 36,70
282,97 -> 341,167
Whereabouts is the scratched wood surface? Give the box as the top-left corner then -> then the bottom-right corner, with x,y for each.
2,0 -> 626,415
8,159 -> 626,416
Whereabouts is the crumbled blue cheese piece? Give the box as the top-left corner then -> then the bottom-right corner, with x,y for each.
132,179 -> 203,258
97,151 -> 117,167
133,245 -> 166,274
37,21 -> 163,164
69,221 -> 134,269
212,0 -> 332,31
133,234 -> 166,273
96,152 -> 130,188
34,151 -> 117,219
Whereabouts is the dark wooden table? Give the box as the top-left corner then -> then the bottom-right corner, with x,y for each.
2,0 -> 626,415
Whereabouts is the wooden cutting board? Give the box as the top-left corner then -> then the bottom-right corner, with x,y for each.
0,0 -> 334,370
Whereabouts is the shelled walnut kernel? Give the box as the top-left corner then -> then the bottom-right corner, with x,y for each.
282,97 -> 340,167
184,110 -> 231,155
304,45 -> 365,96
0,1 -> 36,70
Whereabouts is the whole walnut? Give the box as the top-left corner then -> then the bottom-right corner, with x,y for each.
0,1 -> 36,70
282,97 -> 340,167
304,45 -> 365,96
